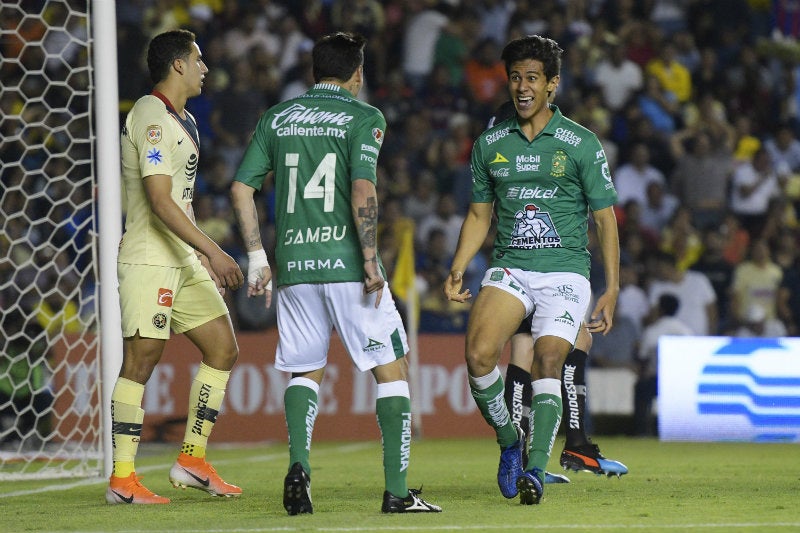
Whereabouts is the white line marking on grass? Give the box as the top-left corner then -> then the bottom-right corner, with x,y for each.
0,443 -> 372,499
106,523 -> 800,533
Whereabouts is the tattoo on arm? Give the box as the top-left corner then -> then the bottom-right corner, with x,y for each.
233,204 -> 262,249
356,196 -> 378,248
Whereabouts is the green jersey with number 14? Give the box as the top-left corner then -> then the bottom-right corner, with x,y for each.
234,83 -> 386,287
471,105 -> 618,279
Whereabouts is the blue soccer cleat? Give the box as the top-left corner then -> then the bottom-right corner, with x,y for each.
517,467 -> 544,505
497,424 -> 525,498
544,471 -> 570,484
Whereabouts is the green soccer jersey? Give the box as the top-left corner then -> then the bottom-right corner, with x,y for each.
234,83 -> 386,286
471,105 -> 618,279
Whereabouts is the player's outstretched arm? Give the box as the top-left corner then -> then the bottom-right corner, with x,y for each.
586,206 -> 619,335
444,201 -> 493,303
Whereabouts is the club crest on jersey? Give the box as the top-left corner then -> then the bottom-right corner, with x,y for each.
510,203 -> 562,249
372,128 -> 384,145
551,150 -> 567,177
152,312 -> 168,330
147,125 -> 162,144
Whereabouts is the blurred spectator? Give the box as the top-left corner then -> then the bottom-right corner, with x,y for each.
416,228 -> 452,297
729,147 -> 786,239
616,260 -> 651,335
371,69 -> 415,129
614,142 -> 666,207
649,0 -> 689,37
401,0 -> 450,94
619,19 -> 659,68
433,9 -> 475,89
733,303 -> 787,338
647,250 -> 718,335
209,59 -> 267,170
424,113 -> 473,200
290,0 -> 330,39
764,121 -> 800,173
618,199 -> 660,252
622,116 -> 675,176
724,44 -> 774,121
475,0 -> 515,46
592,39 -> 643,113
772,227 -> 800,271
719,211 -> 751,265
636,74 -> 680,136
280,39 -> 315,101
692,46 -> 725,101
778,245 -> 800,336
418,64 -> 471,134
222,5 -> 279,61
669,129 -> 734,230
646,38 -> 692,103
693,227 -> 735,333
463,38 -> 508,118
681,90 -> 732,137
671,29 -> 700,72
639,180 -> 680,236
415,193 -> 464,258
403,170 -> 440,226
658,205 -> 703,272
273,16 -> 314,77
731,114 -> 762,163
634,293 -> 692,436
730,241 -> 783,326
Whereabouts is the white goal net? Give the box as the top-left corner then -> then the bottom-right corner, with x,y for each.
0,0 -> 103,480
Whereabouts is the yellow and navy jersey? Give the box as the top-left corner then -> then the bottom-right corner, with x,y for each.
118,92 -> 200,267
471,105 -> 618,278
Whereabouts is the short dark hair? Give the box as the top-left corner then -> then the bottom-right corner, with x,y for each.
312,32 -> 366,83
658,293 -> 680,316
500,35 -> 563,80
147,29 -> 196,84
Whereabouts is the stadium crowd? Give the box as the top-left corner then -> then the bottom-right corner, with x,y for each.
6,0 -> 800,365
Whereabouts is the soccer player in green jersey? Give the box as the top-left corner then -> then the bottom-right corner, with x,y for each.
108,29 -> 244,505
488,102 -> 628,480
230,32 -> 440,515
444,35 -> 620,505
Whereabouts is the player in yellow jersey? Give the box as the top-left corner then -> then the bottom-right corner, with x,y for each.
106,29 -> 244,505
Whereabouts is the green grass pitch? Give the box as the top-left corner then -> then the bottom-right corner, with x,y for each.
2,436 -> 798,532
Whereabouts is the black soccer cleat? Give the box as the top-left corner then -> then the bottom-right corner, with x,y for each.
560,440 -> 628,478
283,462 -> 313,515
381,487 -> 442,513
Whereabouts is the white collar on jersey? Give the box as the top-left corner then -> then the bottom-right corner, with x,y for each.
313,83 -> 341,92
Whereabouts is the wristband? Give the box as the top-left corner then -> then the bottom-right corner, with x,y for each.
247,249 -> 270,288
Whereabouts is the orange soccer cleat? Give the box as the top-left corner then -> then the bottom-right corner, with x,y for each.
169,453 -> 242,497
106,473 -> 170,504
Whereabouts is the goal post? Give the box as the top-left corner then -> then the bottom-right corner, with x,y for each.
0,0 -> 121,480
92,0 -> 122,480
